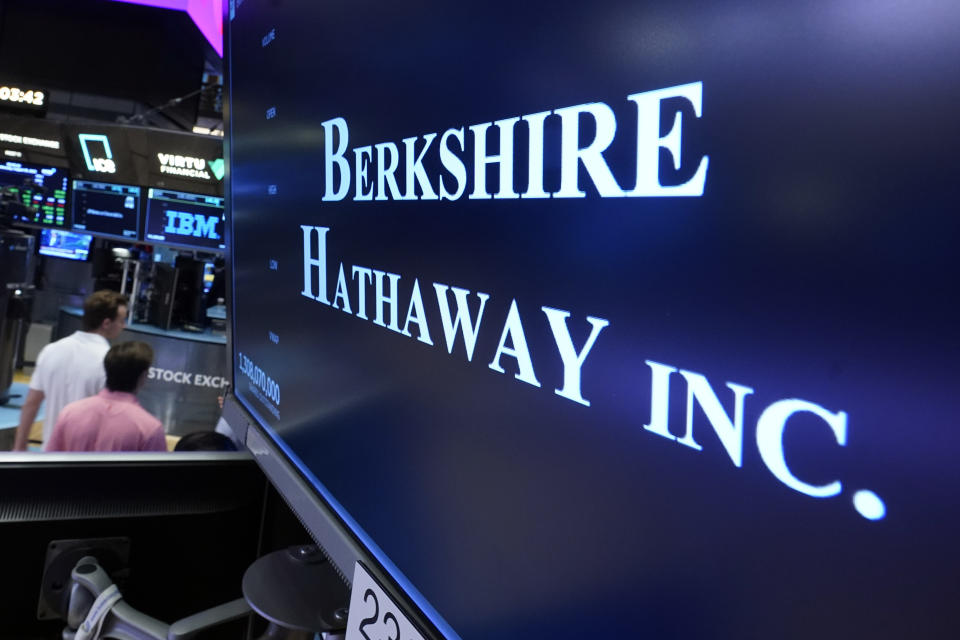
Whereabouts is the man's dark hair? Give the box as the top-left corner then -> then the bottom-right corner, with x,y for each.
104,341 -> 154,393
82,290 -> 129,331
174,431 -> 238,452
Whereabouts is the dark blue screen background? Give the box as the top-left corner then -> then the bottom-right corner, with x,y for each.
227,1 -> 960,638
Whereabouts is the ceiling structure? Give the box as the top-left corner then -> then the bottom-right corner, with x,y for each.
0,0 -> 222,133
110,0 -> 223,56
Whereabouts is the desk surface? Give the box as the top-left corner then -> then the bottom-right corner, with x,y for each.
60,307 -> 227,345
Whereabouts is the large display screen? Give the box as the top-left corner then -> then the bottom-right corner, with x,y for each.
227,2 -> 960,639
71,179 -> 140,240
38,228 -> 92,261
144,188 -> 225,252
0,160 -> 69,227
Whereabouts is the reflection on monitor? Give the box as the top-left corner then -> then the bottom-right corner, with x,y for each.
145,188 -> 225,252
0,160 -> 69,227
39,228 -> 93,261
71,180 -> 140,240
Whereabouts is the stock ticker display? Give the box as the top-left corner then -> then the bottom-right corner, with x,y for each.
0,160 -> 69,227
228,1 -> 960,638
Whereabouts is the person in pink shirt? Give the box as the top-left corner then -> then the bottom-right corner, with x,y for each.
45,341 -> 167,453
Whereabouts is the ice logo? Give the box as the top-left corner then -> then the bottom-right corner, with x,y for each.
78,134 -> 116,173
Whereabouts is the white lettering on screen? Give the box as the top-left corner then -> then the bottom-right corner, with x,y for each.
319,82 -> 709,203
282,79 -> 888,522
295,227 -> 885,520
300,225 -> 608,407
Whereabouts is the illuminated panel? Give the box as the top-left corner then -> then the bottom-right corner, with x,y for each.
228,1 -> 960,639
71,180 -> 141,240
39,228 -> 93,261
0,161 -> 69,227
202,262 -> 216,294
145,187 -> 225,251
0,85 -> 47,113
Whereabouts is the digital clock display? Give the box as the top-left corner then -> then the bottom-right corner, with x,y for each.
0,85 -> 46,110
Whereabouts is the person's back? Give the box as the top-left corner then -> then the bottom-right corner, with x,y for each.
13,290 -> 128,450
32,331 -> 111,442
44,341 -> 167,453
45,389 -> 166,452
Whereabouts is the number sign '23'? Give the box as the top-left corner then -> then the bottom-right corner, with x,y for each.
346,563 -> 429,640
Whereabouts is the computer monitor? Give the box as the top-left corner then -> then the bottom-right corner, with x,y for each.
0,160 -> 69,228
38,228 -> 92,261
144,188 -> 225,252
224,2 -> 960,639
0,454 -> 265,639
71,179 -> 140,241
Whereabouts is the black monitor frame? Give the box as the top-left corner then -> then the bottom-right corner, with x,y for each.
0,452 -> 267,638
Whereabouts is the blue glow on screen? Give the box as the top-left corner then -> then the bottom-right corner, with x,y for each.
39,228 -> 93,261
227,0 -> 959,636
235,395 -> 462,640
853,490 -> 887,521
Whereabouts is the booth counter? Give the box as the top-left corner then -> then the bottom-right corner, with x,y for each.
56,307 -> 227,436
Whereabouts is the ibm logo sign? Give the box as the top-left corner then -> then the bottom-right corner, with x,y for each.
164,210 -> 220,240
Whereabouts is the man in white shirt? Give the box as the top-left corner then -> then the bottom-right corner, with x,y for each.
12,290 -> 128,451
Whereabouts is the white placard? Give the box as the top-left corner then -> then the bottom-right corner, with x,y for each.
345,562 -> 428,640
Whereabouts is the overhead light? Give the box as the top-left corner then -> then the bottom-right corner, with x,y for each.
192,126 -> 224,137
